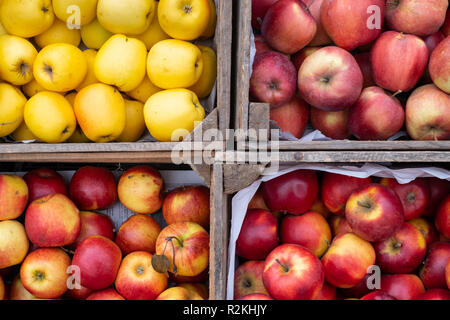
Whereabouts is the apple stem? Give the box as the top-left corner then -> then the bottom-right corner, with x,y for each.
391,90 -> 402,98
393,242 -> 402,249
275,259 -> 289,273
357,201 -> 372,209
60,246 -> 75,255
163,237 -> 180,276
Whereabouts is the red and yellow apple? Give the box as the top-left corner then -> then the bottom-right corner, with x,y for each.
71,211 -> 115,249
234,260 -> 269,300
23,168 -> 67,202
380,274 -> 426,300
270,95 -> 309,139
0,174 -> 28,220
0,220 -> 29,269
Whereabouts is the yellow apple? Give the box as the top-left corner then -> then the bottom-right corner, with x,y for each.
201,0 -> 216,39
0,82 -> 26,137
0,0 -> 54,38
11,121 -> 37,141
0,220 -> 29,269
147,39 -> 203,89
64,91 -> 90,143
22,79 -> 47,98
24,91 -> 76,143
74,83 -> 126,142
126,76 -> 161,103
116,99 -> 146,142
158,0 -> 210,40
188,45 -> 217,98
95,34 -> 147,92
144,88 -> 205,142
80,19 -> 113,50
0,35 -> 38,85
97,0 -> 155,35
34,19 -> 81,48
0,19 -> 7,36
53,0 -> 98,27
33,43 -> 87,92
136,2 -> 170,50
76,49 -> 98,91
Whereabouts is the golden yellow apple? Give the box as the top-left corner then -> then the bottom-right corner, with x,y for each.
11,121 -> 37,141
116,99 -> 146,142
80,19 -> 113,50
0,0 -> 54,38
24,91 -> 76,143
97,0 -> 155,35
0,19 -> 7,36
33,43 -> 87,92
126,76 -> 161,104
158,0 -> 210,40
95,34 -> 147,92
144,88 -> 205,142
201,0 -> 216,39
0,35 -> 37,86
53,0 -> 98,27
188,45 -> 217,98
136,2 -> 170,50
147,39 -> 203,89
64,92 -> 90,143
22,79 -> 47,98
76,49 -> 98,91
74,83 -> 126,142
34,19 -> 81,48
0,82 -> 26,137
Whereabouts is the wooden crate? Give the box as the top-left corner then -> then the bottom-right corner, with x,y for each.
233,0 -> 450,151
0,0 -> 232,153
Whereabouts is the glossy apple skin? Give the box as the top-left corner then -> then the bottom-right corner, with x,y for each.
23,168 -> 67,202
261,0 -> 317,54
251,0 -> 279,30
270,95 -> 309,139
71,211 -> 115,249
330,215 -> 353,237
360,291 -> 397,300
0,174 -> 29,221
292,47 -> 321,71
420,242 -> 450,288
0,220 -> 29,269
321,173 -> 372,216
65,284 -> 93,300
429,36 -> 450,94
381,178 -> 430,220
115,214 -> 161,255
310,108 -> 350,140
408,218 -> 440,246
25,193 -> 81,247
86,288 -> 125,300
374,222 -> 427,274
321,233 -> 375,289
72,235 -> 122,290
314,282 -> 336,300
115,251 -> 168,300
254,35 -> 272,55
261,169 -> 319,215
247,188 -> 270,211
236,209 -> 279,260
162,185 -> 210,230
355,52 -> 376,88
280,212 -> 331,257
385,0 -> 448,36
234,260 -> 269,300
371,31 -> 429,92
423,177 -> 450,217
305,0 -> 332,46
349,86 -> 405,141
239,293 -> 274,300
381,274 -> 425,300
250,51 -> 297,108
263,244 -> 325,300
416,288 -> 450,300
321,0 -> 385,51
298,46 -> 363,112
345,184 -> 404,242
69,166 -> 117,211
405,84 -> 450,141
435,195 -> 450,238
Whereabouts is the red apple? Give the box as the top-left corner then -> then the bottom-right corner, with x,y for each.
251,0 -> 279,30
360,291 -> 397,300
0,220 -> 29,269
236,209 -> 279,260
72,235 -> 122,290
298,46 -> 363,112
429,36 -> 450,94
86,288 -> 125,300
381,274 -> 425,300
162,185 -> 210,229
254,35 -> 272,55
115,251 -> 168,300
250,51 -> 297,108
408,218 -> 440,246
310,197 -> 331,219
234,260 -> 269,300
0,174 -> 28,220
270,95 -> 309,139
20,248 -> 71,299
329,215 -> 353,237
321,173 -> 372,216
280,211 -> 331,257
9,275 -> 35,300
416,288 -> 450,300
420,242 -> 450,288
423,177 -> 450,217
261,0 -> 317,54
314,282 -> 336,300
71,211 -> 115,249
291,47 -> 321,72
345,184 -> 404,242
321,233 -> 376,288
441,9 -> 450,36
321,0 -> 385,51
25,193 -> 81,247
263,244 -> 325,300
355,52 -> 376,88
424,31 -> 446,54
69,166 -> 117,210
23,168 -> 67,202
374,222 -> 427,274
339,274 -> 372,298
261,169 -> 319,215
65,284 -> 92,300
371,31 -> 429,93
238,293 -> 274,300
436,196 -> 450,239
310,107 -> 350,140
305,0 -> 332,47
385,0 -> 448,36
247,188 -> 270,211
405,84 -> 450,140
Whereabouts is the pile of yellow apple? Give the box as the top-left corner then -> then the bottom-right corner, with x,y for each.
0,0 -> 217,143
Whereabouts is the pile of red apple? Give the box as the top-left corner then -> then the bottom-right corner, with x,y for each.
251,0 -> 450,141
0,166 -> 211,300
234,169 -> 450,300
